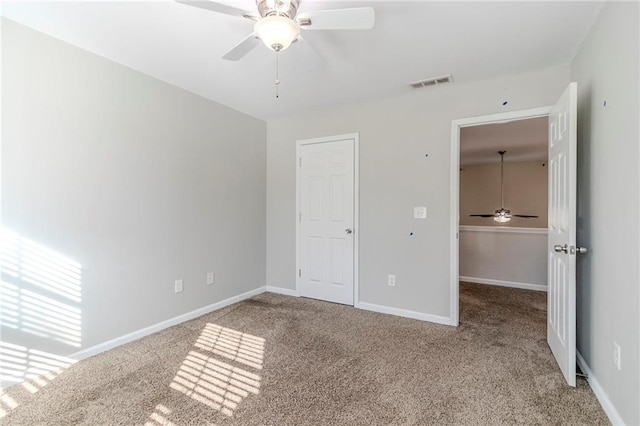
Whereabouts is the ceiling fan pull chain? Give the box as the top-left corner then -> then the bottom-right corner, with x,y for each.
275,49 -> 281,99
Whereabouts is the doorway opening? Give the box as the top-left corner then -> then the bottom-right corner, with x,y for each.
449,107 -> 551,326
451,84 -> 579,387
456,116 -> 551,363
459,116 -> 549,294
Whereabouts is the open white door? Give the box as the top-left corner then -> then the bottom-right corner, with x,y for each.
547,82 -> 579,387
297,135 -> 356,305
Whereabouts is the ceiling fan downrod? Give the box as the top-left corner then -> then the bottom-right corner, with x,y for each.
498,150 -> 506,209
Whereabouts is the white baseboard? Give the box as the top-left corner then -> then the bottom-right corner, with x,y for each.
70,286 -> 266,361
265,285 -> 298,297
460,276 -> 547,292
576,351 -> 625,426
70,286 -> 457,362
357,302 -> 455,326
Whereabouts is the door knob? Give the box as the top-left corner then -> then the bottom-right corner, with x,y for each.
576,246 -> 588,254
554,244 -> 568,253
345,228 -> 353,234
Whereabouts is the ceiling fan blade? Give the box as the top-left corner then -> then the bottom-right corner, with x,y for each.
293,36 -> 323,70
512,214 -> 539,218
469,214 -> 496,218
222,33 -> 261,61
298,7 -> 375,30
175,0 -> 256,19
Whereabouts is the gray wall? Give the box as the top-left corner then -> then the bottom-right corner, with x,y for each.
266,66 -> 569,318
571,2 -> 640,424
1,20 -> 267,359
459,228 -> 548,290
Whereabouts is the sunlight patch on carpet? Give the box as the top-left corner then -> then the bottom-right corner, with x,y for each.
167,324 -> 264,418
0,393 -> 19,418
144,403 -> 181,426
194,323 -> 265,370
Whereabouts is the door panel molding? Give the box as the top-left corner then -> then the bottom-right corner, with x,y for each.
547,82 -> 578,387
296,133 -> 359,307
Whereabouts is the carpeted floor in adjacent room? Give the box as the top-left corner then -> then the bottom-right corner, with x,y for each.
1,282 -> 609,425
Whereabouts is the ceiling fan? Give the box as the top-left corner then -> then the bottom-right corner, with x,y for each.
469,150 -> 539,223
175,0 -> 375,60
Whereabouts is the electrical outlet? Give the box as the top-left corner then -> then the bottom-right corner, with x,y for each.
388,274 -> 396,287
613,342 -> 621,370
174,279 -> 183,294
207,272 -> 214,285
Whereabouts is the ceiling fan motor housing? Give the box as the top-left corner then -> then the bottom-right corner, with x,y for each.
257,0 -> 300,18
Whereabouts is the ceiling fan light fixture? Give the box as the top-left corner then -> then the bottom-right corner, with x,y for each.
254,15 -> 300,52
493,209 -> 512,223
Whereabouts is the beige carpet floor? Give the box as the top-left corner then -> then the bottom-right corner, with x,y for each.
1,282 -> 609,425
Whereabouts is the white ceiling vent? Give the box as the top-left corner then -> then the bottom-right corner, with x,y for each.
409,74 -> 453,89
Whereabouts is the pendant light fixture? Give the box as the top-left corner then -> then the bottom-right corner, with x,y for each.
469,150 -> 539,222
494,150 -> 511,223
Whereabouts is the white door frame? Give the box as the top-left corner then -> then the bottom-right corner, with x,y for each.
449,107 -> 551,325
295,132 -> 360,307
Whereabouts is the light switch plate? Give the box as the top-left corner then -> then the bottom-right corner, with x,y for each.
414,207 -> 427,219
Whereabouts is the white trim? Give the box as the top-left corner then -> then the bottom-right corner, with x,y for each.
450,106 -> 552,327
358,302 -> 455,326
459,225 -> 548,235
577,351 -> 625,426
460,276 -> 547,292
70,286 -> 265,361
265,285 -> 299,297
452,106 -> 552,128
354,138 -> 360,308
450,119 -> 460,327
295,132 -> 360,307
295,140 -> 301,304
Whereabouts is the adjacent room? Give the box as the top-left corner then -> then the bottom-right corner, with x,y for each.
459,117 -> 549,293
1,1 -> 638,425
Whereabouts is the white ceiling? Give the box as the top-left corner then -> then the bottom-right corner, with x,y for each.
460,117 -> 548,166
2,1 -> 604,120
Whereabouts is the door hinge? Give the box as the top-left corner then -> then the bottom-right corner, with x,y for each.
299,212 -> 302,222
299,158 -> 302,167
298,269 -> 301,277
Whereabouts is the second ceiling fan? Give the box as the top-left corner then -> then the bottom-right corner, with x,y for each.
469,150 -> 539,223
